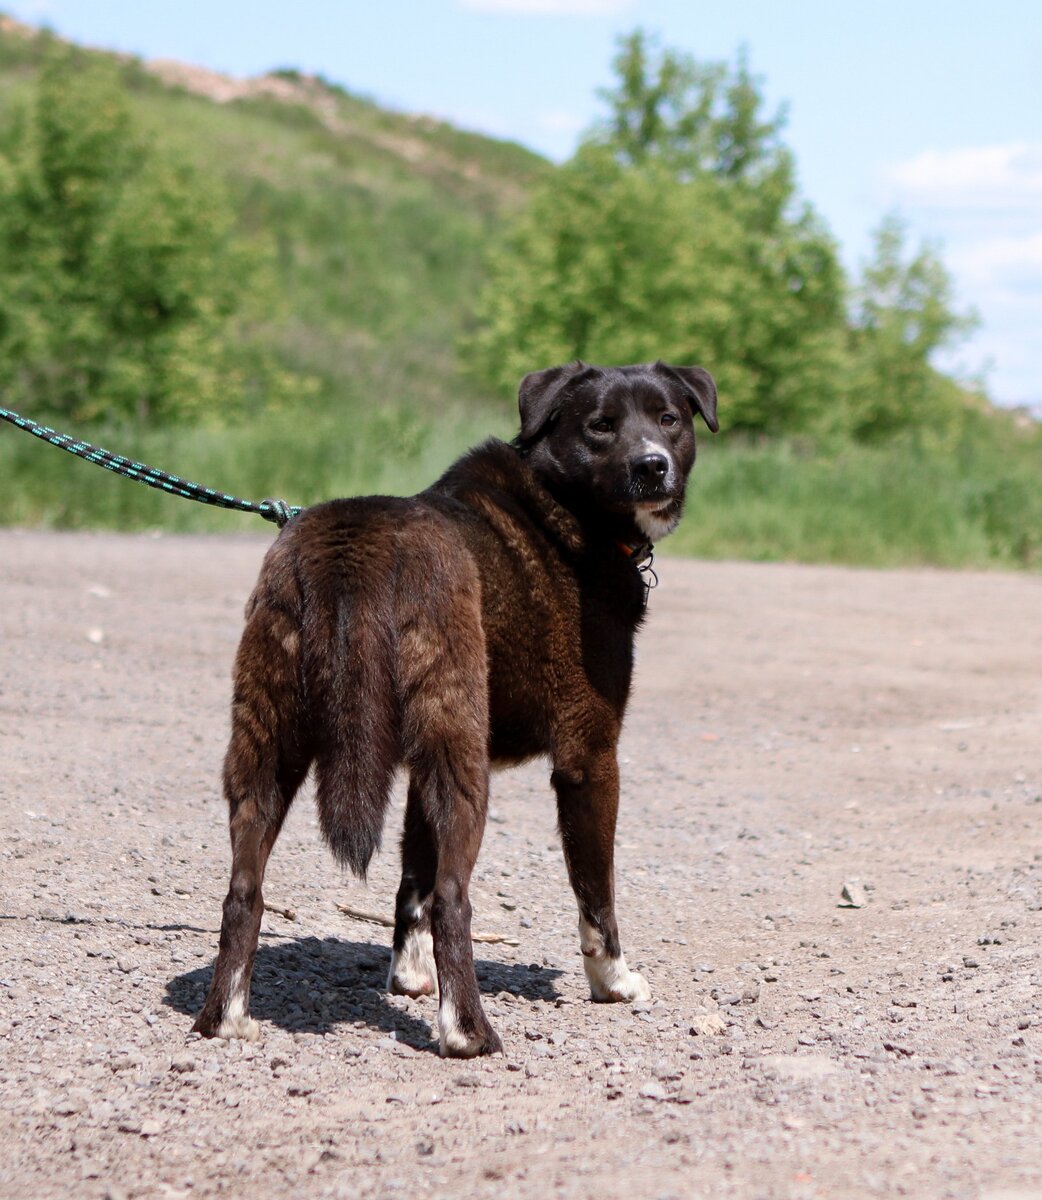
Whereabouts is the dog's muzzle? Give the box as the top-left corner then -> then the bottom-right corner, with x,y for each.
628,452 -> 676,502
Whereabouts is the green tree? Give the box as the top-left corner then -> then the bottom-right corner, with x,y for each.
464,31 -> 848,435
592,29 -> 788,184
0,51 -> 276,423
846,215 -> 978,440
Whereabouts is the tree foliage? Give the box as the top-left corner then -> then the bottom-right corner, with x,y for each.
593,30 -> 788,184
0,52 -> 279,424
846,215 -> 978,440
465,30 -> 976,442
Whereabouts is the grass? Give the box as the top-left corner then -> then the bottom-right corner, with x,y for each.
671,421 -> 1042,570
3,406 -> 1040,571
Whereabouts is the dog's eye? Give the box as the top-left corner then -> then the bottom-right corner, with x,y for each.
660,412 -> 679,428
590,418 -> 614,434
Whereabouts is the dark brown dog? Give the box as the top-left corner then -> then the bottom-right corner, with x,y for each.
193,360 -> 718,1056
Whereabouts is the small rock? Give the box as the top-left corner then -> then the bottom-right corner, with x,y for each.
639,1081 -> 668,1101
838,882 -> 867,908
51,1092 -> 89,1116
690,1010 -> 727,1036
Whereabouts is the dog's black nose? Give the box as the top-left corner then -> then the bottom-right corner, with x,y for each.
631,453 -> 669,482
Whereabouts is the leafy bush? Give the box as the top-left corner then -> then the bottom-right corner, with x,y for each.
464,31 -> 980,446
0,50 -> 286,424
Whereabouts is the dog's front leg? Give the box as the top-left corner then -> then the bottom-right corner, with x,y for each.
552,748 -> 651,1004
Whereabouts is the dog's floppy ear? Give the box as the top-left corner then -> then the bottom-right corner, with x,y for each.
654,362 -> 719,433
518,361 -> 595,443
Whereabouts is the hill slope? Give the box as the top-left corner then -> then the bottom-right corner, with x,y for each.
0,14 -> 547,418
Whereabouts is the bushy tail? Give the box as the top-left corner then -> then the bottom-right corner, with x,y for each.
306,584 -> 399,877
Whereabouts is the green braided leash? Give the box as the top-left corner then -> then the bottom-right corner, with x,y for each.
0,406 -> 301,528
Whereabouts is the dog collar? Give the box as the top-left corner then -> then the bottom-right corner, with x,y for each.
617,539 -> 658,608
617,539 -> 654,567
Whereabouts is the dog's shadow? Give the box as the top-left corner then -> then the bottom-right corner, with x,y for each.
163,935 -> 563,1050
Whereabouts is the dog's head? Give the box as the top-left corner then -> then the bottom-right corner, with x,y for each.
516,361 -> 718,544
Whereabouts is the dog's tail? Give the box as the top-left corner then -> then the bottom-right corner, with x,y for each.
305,558 -> 399,879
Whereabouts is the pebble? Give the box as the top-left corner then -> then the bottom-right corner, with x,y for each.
51,1092 -> 89,1116
839,882 -> 867,908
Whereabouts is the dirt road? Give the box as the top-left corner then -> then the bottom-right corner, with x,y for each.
1,528 -> 1040,1200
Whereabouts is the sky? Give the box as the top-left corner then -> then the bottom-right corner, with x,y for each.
6,0 -> 1040,408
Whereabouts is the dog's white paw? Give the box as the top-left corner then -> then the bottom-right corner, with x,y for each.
214,970 -> 260,1041
216,1013 -> 260,1042
578,917 -> 651,1003
585,954 -> 652,1003
437,997 -> 501,1058
387,928 -> 437,998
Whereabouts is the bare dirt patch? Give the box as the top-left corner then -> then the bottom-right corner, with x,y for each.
1,529 -> 1040,1199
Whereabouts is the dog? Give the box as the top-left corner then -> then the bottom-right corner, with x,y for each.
193,360 -> 718,1056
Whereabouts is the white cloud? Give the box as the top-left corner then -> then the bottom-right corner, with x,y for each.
459,0 -> 633,14
950,232 -> 1042,284
882,142 -> 1042,406
887,142 -> 1042,209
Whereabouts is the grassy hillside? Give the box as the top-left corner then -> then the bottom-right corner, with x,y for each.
0,16 -> 547,418
1,16 -> 1039,570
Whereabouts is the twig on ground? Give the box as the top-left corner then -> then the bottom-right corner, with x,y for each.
336,903 -> 393,927
335,902 -> 520,946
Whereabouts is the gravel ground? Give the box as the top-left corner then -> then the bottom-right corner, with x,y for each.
1,527 -> 1041,1200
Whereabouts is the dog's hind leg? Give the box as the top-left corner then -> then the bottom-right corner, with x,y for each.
409,746 -> 500,1057
388,780 -> 437,998
194,595 -> 310,1041
397,548 -> 501,1057
552,744 -> 652,1004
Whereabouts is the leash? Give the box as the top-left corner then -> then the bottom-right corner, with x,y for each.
0,406 -> 301,529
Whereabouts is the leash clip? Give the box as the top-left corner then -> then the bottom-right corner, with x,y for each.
260,498 -> 295,528
637,550 -> 658,608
